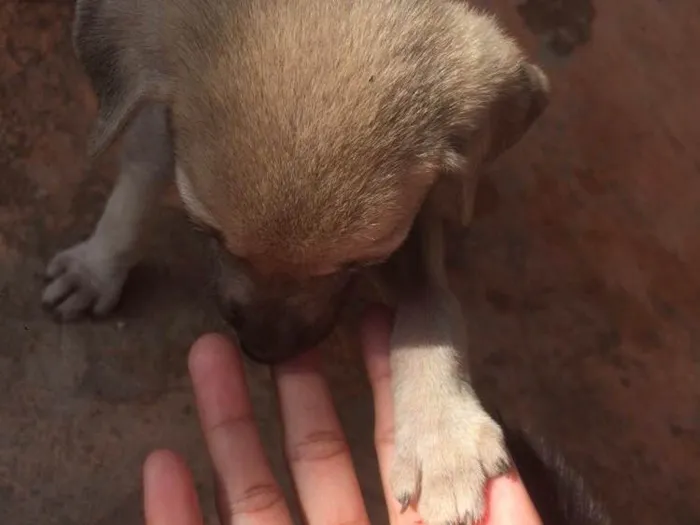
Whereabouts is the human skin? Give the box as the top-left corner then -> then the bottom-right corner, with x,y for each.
142,308 -> 543,525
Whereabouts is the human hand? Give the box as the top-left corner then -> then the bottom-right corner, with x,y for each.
142,307 -> 543,525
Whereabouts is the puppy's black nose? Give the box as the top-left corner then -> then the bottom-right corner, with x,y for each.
238,314 -> 327,365
216,296 -> 247,330
214,299 -> 335,365
236,331 -> 308,365
226,308 -> 246,331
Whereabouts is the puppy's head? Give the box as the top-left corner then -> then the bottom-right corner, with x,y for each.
76,0 -> 549,363
172,136 -> 427,363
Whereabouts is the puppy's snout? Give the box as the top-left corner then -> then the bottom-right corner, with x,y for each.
214,275 -> 347,364
216,295 -> 248,330
216,298 -> 319,364
235,316 -> 314,365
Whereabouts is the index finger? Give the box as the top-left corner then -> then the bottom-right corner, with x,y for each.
143,450 -> 204,525
189,334 -> 294,525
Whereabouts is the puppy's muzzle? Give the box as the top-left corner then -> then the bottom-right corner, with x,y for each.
218,302 -> 333,365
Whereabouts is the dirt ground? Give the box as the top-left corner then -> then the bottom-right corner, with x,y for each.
1,1 -> 699,524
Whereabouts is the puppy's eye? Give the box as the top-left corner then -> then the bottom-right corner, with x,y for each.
343,262 -> 363,274
188,217 -> 224,242
343,257 -> 387,273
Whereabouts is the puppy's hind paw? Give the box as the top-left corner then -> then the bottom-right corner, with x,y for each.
42,241 -> 128,321
391,397 -> 512,525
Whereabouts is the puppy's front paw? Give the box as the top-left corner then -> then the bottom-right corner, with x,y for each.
392,395 -> 511,525
42,241 -> 128,321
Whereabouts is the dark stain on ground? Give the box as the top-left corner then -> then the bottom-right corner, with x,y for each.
517,0 -> 597,56
486,288 -> 515,312
0,169 -> 37,207
77,353 -> 169,405
444,178 -> 502,269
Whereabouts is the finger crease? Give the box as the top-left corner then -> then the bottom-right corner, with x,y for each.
374,424 -> 395,449
333,518 -> 371,525
368,368 -> 392,393
287,430 -> 350,463
207,411 -> 255,437
228,483 -> 285,516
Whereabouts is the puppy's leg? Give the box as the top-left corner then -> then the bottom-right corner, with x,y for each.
43,103 -> 173,320
389,214 -> 510,525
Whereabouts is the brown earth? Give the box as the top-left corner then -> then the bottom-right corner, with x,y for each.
1,1 -> 699,523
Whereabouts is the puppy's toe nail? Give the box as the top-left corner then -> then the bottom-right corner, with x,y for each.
397,493 -> 413,512
43,282 -> 77,308
494,456 -> 513,476
45,260 -> 66,279
462,494 -> 489,525
41,293 -> 61,309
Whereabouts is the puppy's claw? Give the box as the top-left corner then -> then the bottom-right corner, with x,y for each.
494,456 -> 513,477
462,510 -> 481,525
397,493 -> 412,513
391,398 -> 510,525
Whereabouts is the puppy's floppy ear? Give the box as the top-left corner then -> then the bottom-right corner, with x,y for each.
427,61 -> 550,229
73,0 -> 173,158
485,62 -> 550,162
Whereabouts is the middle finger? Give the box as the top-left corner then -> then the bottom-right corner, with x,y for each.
274,351 -> 370,525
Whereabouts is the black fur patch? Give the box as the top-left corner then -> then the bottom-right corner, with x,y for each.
502,423 -> 612,525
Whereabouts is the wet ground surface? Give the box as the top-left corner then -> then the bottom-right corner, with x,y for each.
1,1 -> 699,524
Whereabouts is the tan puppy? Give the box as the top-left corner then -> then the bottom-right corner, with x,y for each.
43,0 -> 550,523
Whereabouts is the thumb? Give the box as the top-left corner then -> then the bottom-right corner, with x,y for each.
143,450 -> 204,525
